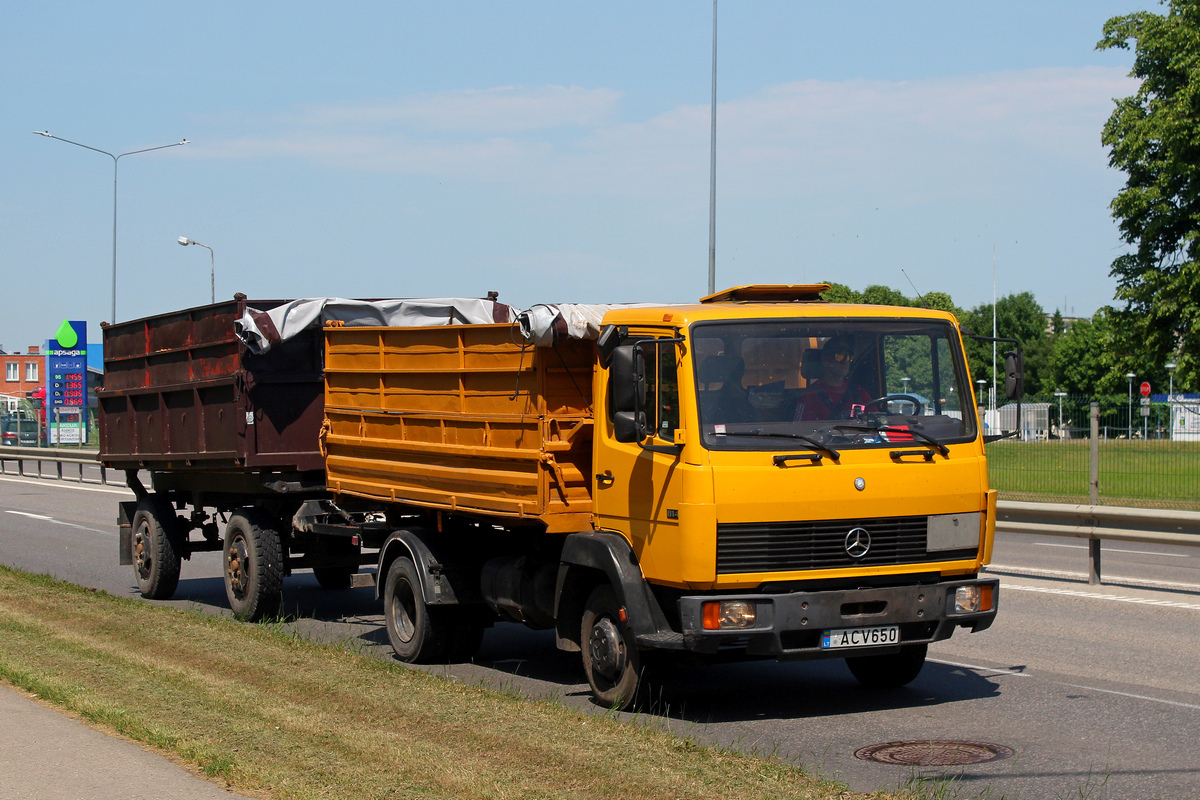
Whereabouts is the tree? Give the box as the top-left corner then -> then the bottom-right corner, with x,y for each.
1098,2 -> 1200,392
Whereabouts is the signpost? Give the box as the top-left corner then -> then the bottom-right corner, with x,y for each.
1139,382 -> 1151,439
45,320 -> 87,446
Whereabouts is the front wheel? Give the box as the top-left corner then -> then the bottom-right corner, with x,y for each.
581,584 -> 643,710
846,643 -> 928,688
131,497 -> 184,600
223,508 -> 284,621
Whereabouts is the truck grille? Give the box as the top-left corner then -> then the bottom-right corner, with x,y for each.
716,515 -> 975,574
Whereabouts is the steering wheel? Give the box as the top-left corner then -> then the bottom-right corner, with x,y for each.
863,394 -> 924,416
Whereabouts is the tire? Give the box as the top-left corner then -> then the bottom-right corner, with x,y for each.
383,557 -> 450,663
223,508 -> 284,621
131,497 -> 184,600
581,584 -> 643,710
312,536 -> 359,590
846,643 -> 928,689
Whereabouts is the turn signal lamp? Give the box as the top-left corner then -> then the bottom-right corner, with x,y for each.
702,600 -> 757,630
954,585 -> 993,613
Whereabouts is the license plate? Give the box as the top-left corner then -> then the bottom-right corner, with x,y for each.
821,625 -> 900,650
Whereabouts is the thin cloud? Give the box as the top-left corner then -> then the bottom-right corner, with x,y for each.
191,66 -> 1137,198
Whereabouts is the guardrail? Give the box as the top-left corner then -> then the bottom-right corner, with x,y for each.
996,500 -> 1200,585
2,449 -> 1195,586
0,446 -> 108,485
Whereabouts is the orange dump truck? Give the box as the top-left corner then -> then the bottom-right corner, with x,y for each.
101,287 -> 1022,708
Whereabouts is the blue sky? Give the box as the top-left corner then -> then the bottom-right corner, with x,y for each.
2,1 -> 1151,350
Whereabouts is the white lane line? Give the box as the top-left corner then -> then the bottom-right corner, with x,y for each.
5,511 -> 52,520
1033,542 -> 1189,558
0,474 -> 133,496
1057,683 -> 1200,712
3,509 -> 109,535
929,658 -> 1030,678
1002,582 -> 1200,611
931,657 -> 1200,711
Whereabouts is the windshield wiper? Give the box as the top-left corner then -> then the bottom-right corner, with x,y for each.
833,424 -> 949,457
720,429 -> 840,460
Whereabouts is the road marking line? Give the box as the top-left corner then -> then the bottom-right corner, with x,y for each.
0,474 -> 133,496
3,509 -> 110,535
1033,542 -> 1189,557
1056,683 -> 1200,711
929,658 -> 1029,678
931,658 -> 1200,711
5,510 -> 52,520
1002,582 -> 1200,610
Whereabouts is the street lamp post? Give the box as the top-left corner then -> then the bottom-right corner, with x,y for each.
1054,390 -> 1067,438
178,237 -> 215,304
1166,362 -> 1177,401
976,379 -> 987,406
33,132 -> 189,323
1126,372 -> 1136,438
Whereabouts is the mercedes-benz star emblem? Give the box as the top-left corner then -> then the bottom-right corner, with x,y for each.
854,477 -> 866,491
844,527 -> 871,559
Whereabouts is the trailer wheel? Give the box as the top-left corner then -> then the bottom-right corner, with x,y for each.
383,557 -> 450,663
581,584 -> 642,710
223,508 -> 284,621
131,498 -> 183,600
846,643 -> 928,689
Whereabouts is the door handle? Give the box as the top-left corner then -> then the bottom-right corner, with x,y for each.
596,471 -> 615,487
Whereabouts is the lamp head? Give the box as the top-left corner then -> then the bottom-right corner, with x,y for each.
178,237 -> 191,246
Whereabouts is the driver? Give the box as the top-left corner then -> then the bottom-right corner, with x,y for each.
796,335 -> 873,420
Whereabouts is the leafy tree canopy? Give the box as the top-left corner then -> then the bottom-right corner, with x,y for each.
1098,1 -> 1200,391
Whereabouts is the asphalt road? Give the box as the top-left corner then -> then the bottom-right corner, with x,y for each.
1,471 -> 1198,800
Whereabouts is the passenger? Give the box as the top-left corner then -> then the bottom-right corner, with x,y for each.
796,336 -> 873,420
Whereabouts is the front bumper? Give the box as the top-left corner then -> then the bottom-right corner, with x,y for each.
673,578 -> 998,660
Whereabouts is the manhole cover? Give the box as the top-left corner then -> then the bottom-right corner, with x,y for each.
855,740 -> 1014,766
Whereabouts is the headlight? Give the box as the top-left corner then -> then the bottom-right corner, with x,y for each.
702,600 -> 757,629
954,585 -> 993,613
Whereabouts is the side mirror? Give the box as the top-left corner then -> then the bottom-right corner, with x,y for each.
596,324 -> 620,368
610,345 -> 648,443
610,345 -> 645,414
613,411 -> 648,443
1004,350 -> 1024,401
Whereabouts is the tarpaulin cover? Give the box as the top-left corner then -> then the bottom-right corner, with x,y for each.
236,297 -> 643,354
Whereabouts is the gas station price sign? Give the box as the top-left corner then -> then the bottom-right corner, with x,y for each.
46,320 -> 87,409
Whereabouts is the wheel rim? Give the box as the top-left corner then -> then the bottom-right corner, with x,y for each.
390,577 -> 417,644
588,615 -> 626,681
133,521 -> 152,580
226,535 -> 250,599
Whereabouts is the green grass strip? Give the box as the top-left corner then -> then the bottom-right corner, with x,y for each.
0,566 -> 895,800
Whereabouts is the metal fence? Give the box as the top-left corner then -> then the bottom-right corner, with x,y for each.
987,396 -> 1200,511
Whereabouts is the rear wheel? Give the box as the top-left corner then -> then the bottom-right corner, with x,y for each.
383,557 -> 450,663
131,497 -> 184,600
223,508 -> 284,621
581,584 -> 643,710
846,643 -> 928,688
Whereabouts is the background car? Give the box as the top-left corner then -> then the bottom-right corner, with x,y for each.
1,416 -> 40,446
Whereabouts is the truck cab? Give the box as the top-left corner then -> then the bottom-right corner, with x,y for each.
569,285 -> 1003,705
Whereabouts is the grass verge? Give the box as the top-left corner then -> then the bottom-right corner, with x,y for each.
0,565 -> 893,800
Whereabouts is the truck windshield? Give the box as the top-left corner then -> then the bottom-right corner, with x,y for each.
691,319 -> 977,451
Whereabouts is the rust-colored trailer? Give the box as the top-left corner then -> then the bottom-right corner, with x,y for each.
99,296 -> 325,475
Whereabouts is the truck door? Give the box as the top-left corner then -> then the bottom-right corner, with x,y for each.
592,330 -> 685,577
